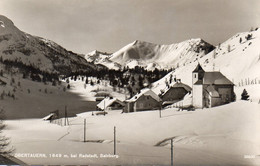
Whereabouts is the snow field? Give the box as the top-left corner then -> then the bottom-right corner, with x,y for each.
3,101 -> 260,165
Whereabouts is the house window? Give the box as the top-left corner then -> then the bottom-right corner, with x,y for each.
194,74 -> 196,78
147,96 -> 149,100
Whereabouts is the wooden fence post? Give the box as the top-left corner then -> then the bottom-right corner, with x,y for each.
171,139 -> 173,166
84,119 -> 86,142
114,126 -> 116,155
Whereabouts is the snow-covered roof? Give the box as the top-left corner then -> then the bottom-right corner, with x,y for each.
42,113 -> 54,121
160,82 -> 191,96
97,97 -> 124,110
172,82 -> 192,91
126,88 -> 161,102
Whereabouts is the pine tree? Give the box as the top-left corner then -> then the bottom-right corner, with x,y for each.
52,80 -> 56,86
138,75 -> 144,89
169,74 -> 173,84
241,89 -> 249,100
90,80 -> 94,86
74,75 -> 77,81
42,76 -> 47,84
245,34 -> 252,40
165,78 -> 169,88
0,108 -> 14,155
85,77 -> 88,84
127,86 -> 133,98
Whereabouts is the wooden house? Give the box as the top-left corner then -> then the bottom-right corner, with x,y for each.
97,97 -> 125,111
160,82 -> 192,106
124,88 -> 161,113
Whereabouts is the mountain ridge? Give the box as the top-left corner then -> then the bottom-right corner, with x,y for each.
86,38 -> 215,70
0,15 -> 99,76
152,28 -> 260,95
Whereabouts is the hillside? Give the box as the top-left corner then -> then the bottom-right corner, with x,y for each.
107,39 -> 215,70
0,15 -> 106,119
152,28 -> 260,99
0,72 -> 97,119
0,15 -> 98,76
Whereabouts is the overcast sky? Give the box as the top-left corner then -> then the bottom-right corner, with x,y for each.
1,0 -> 260,54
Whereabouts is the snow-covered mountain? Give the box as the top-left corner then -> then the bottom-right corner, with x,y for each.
108,39 -> 214,70
85,50 -> 121,70
152,28 -> 260,96
85,39 -> 214,70
0,15 -> 98,75
85,50 -> 111,63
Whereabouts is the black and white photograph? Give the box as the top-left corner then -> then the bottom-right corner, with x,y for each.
0,0 -> 260,165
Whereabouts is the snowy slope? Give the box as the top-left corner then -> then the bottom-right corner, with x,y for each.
108,39 -> 215,70
0,73 -> 98,119
3,101 -> 260,165
152,29 -> 260,98
0,15 -> 97,75
85,50 -> 121,70
65,76 -> 127,101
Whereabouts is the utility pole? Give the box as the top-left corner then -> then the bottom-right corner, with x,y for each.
64,105 -> 69,126
104,98 -> 106,116
84,119 -> 86,142
64,106 -> 67,126
114,126 -> 116,155
171,139 -> 173,166
159,103 -> 162,118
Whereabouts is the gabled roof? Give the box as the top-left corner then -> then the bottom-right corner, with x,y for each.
126,88 -> 161,102
203,72 -> 233,85
97,97 -> 124,110
192,64 -> 204,73
172,82 -> 192,91
162,82 -> 192,96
